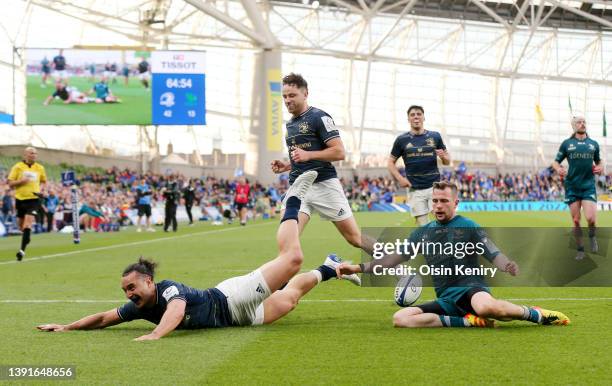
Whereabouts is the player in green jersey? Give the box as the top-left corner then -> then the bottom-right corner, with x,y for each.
552,116 -> 603,260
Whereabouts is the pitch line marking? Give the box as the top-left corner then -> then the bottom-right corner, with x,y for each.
0,222 -> 276,266
3,297 -> 612,304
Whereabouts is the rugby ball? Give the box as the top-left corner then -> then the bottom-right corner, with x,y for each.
394,274 -> 422,307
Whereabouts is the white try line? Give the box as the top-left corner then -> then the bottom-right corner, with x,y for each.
2,297 -> 612,304
0,222 -> 276,266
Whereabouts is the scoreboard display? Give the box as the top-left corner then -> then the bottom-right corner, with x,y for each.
151,51 -> 206,125
23,48 -> 206,126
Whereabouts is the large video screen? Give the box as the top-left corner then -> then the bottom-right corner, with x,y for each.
25,48 -> 206,125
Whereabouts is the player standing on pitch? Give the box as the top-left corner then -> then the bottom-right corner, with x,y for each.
7,147 -> 47,261
388,105 -> 450,226
271,73 -> 374,256
552,115 -> 603,260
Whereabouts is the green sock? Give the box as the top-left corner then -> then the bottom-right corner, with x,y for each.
439,315 -> 469,327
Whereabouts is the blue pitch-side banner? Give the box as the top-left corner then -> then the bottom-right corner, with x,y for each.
457,201 -> 568,212
151,51 -> 206,125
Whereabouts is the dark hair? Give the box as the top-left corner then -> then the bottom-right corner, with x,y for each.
407,105 -> 424,115
432,181 -> 458,196
282,73 -> 308,90
123,257 -> 157,279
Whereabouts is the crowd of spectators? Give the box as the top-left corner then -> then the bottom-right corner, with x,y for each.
0,167 -> 289,233
1,164 -> 611,233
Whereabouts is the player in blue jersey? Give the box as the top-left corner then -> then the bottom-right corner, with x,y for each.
37,171 -> 360,340
336,181 -> 570,328
52,49 -> 68,81
271,73 -> 375,257
388,105 -> 450,226
552,116 -> 603,260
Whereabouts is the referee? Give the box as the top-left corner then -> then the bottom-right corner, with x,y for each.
7,147 -> 47,261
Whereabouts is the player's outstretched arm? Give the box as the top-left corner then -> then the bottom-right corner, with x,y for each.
37,309 -> 123,332
134,299 -> 186,341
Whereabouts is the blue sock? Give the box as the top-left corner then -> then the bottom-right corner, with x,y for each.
439,315 -> 469,327
281,196 -> 301,223
316,265 -> 337,281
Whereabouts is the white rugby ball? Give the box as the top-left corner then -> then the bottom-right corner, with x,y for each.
394,274 -> 423,307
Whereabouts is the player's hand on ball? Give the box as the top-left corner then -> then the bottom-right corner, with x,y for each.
37,324 -> 67,332
134,334 -> 160,341
504,261 -> 519,276
290,148 -> 310,163
336,262 -> 360,278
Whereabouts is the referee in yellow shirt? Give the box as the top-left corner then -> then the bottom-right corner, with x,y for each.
7,147 -> 47,261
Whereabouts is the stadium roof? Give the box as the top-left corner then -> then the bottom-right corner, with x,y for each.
279,1 -> 612,31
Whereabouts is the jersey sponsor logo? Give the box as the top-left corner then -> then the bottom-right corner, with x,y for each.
568,144 -> 576,151
588,144 -> 595,150
405,142 -> 413,149
298,122 -> 310,134
162,285 -> 179,301
321,116 -> 336,132
425,138 -> 435,147
255,283 -> 265,294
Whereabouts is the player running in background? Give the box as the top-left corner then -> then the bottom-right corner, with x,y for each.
137,57 -> 150,89
552,115 -> 603,260
40,56 -> 51,87
235,176 -> 250,226
110,63 -> 118,84
37,171 -> 359,340
52,49 -> 68,81
7,147 -> 47,261
88,63 -> 96,82
88,77 -> 120,103
103,62 -> 112,79
388,105 -> 450,226
336,181 -> 570,328
271,73 -> 375,256
122,63 -> 130,86
135,178 -> 154,233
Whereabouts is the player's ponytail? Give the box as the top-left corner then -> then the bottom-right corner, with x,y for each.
122,256 -> 157,279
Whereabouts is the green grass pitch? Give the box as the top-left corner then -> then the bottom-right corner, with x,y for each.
1,211 -> 611,384
26,75 -> 151,125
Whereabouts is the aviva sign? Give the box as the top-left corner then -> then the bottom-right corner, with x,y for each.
267,69 -> 283,152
